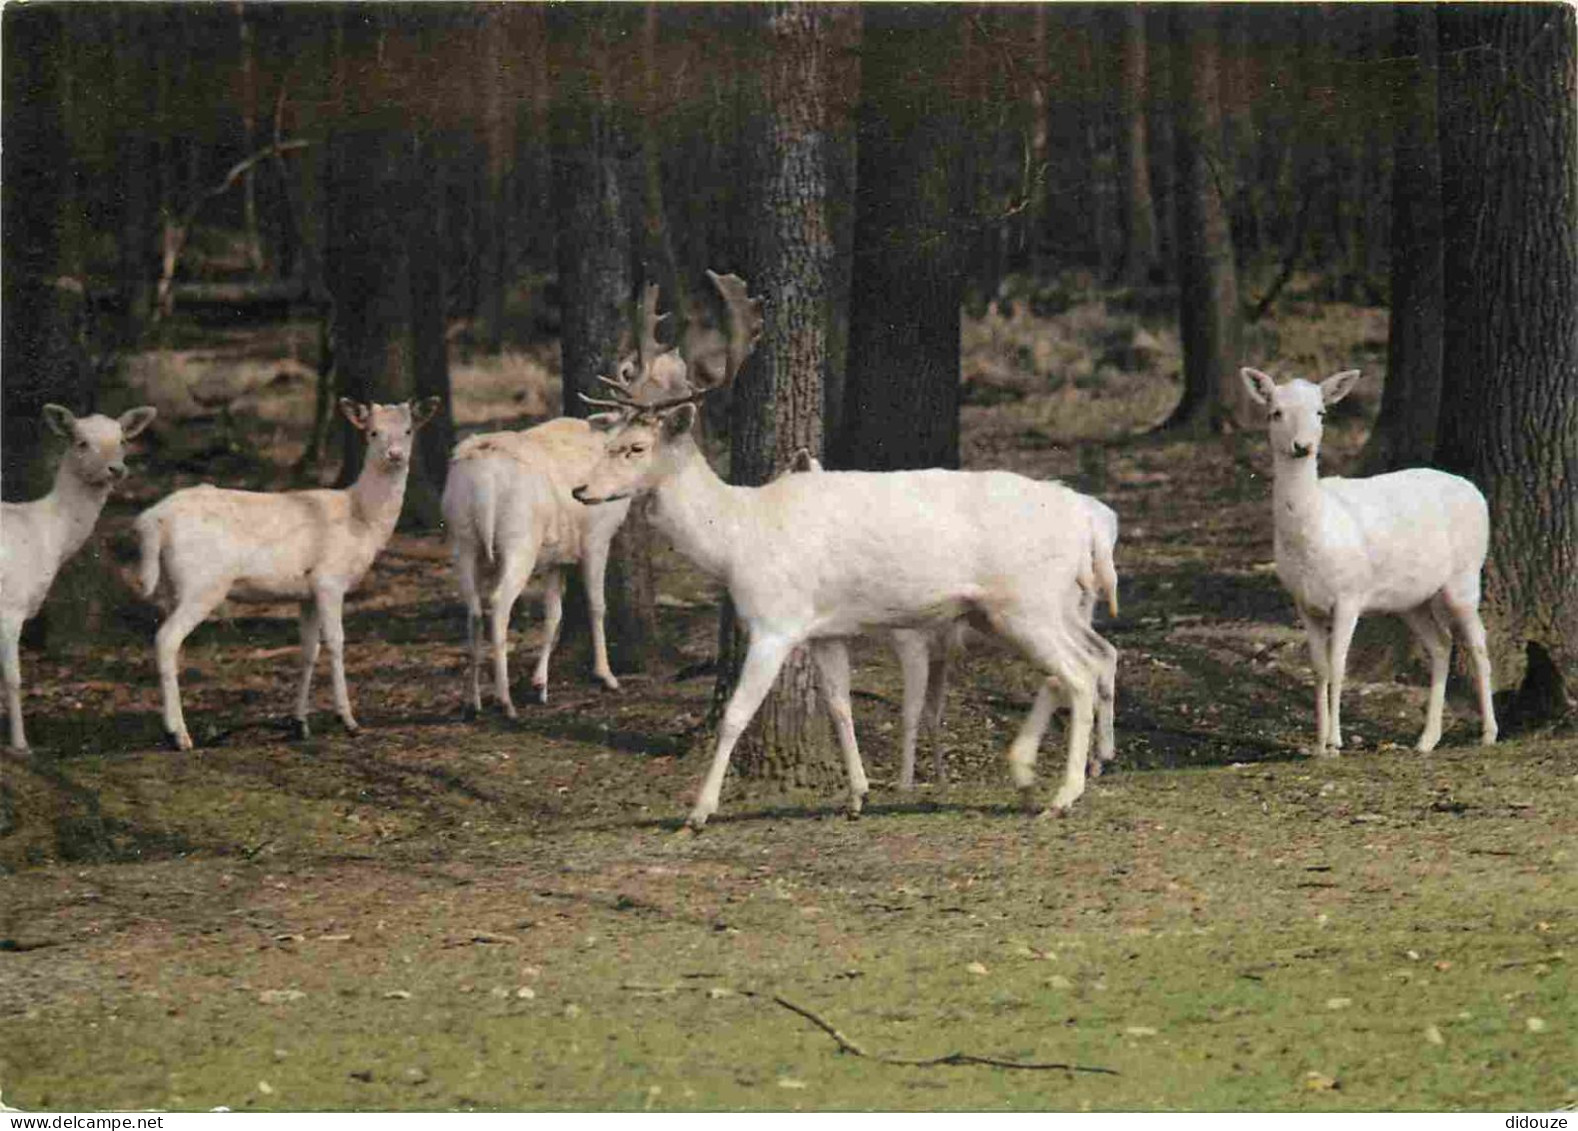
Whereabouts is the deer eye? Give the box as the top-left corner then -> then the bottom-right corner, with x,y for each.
1270,410 -> 1283,422
369,429 -> 381,439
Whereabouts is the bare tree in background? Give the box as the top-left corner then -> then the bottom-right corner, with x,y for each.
1117,5 -> 1158,285
709,3 -> 846,797
1435,4 -> 1578,724
1361,4 -> 1444,475
549,4 -> 657,677
834,5 -> 965,472
1160,5 -> 1247,435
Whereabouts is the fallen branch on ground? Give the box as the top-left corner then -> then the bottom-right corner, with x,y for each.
620,982 -> 1119,1076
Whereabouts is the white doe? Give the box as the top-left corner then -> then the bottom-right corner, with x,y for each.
442,416 -> 631,715
1,403 -> 158,750
135,398 -> 438,748
1242,367 -> 1497,754
573,272 -> 1116,830
785,449 -> 1121,790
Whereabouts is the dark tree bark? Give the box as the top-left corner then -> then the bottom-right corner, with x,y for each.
1436,4 -> 1578,723
834,6 -> 964,472
1361,4 -> 1444,475
1117,4 -> 1158,285
549,4 -> 657,676
711,2 -> 845,795
1160,6 -> 1248,435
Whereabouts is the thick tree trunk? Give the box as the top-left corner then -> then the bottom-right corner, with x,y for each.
550,5 -> 656,677
1361,5 -> 1444,475
1435,4 -> 1578,722
713,3 -> 844,795
1161,6 -> 1247,435
834,6 -> 963,473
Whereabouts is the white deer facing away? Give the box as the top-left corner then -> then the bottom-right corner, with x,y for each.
442,417 -> 630,715
785,449 -> 1121,790
437,284 -> 688,715
136,398 -> 439,749
573,271 -> 1116,830
1241,367 -> 1497,754
1,403 -> 158,750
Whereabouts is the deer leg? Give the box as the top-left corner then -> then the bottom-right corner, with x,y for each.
1439,579 -> 1497,746
1401,604 -> 1452,752
890,629 -> 930,790
315,585 -> 357,735
2,612 -> 26,752
1297,605 -> 1334,755
688,633 -> 796,830
531,568 -> 565,704
582,539 -> 620,692
291,600 -> 323,739
810,638 -> 869,816
488,546 -> 535,719
155,586 -> 227,751
455,546 -> 484,717
1327,599 -> 1361,752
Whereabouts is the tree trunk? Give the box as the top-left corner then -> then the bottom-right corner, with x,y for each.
1361,4 -> 1443,475
1117,5 -> 1158,285
549,4 -> 656,677
1435,4 -> 1578,723
1160,6 -> 1247,435
711,3 -> 844,796
834,6 -> 963,473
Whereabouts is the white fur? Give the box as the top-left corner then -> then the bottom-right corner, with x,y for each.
441,415 -> 631,716
135,398 -> 436,748
1241,367 -> 1497,754
785,450 -> 1120,789
575,410 -> 1116,830
1,404 -> 157,750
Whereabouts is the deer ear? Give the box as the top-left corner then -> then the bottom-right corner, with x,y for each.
1320,370 -> 1361,407
1240,368 -> 1277,408
661,402 -> 698,440
118,406 -> 157,439
788,448 -> 820,474
339,398 -> 371,431
587,412 -> 623,433
410,396 -> 442,429
42,403 -> 77,437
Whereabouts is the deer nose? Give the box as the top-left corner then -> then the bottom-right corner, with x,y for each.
571,485 -> 592,503
107,462 -> 128,480
1290,442 -> 1313,459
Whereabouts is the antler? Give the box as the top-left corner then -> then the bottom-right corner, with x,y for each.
577,271 -> 762,415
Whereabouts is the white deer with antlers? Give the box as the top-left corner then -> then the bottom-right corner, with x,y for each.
573,272 -> 1117,830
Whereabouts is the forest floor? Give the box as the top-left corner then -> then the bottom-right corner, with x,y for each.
2,287 -> 1574,1112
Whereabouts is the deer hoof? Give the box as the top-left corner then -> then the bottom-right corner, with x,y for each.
289,718 -> 311,741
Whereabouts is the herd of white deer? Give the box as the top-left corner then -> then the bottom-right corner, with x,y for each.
0,272 -> 1498,830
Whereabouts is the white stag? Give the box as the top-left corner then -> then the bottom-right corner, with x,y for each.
1,404 -> 158,750
1241,367 -> 1497,754
572,272 -> 1115,830
135,398 -> 438,748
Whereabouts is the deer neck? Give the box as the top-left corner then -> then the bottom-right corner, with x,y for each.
46,464 -> 113,562
347,455 -> 410,533
647,439 -> 752,581
1271,450 -> 1326,552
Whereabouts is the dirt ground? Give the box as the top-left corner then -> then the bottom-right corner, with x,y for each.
2,293 -> 1574,1112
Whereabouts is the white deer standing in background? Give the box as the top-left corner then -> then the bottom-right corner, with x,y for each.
136,398 -> 438,748
1,403 -> 158,751
439,285 -> 687,715
573,272 -> 1116,830
1241,367 -> 1497,754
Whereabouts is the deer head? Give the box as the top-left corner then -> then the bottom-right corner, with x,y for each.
572,271 -> 763,506
1241,367 -> 1360,462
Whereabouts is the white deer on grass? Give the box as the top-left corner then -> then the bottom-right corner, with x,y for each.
1241,367 -> 1497,754
135,398 -> 438,748
572,272 -> 1116,830
784,448 -> 1121,789
1,403 -> 158,751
